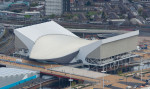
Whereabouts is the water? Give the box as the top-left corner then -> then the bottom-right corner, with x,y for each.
40,78 -> 72,89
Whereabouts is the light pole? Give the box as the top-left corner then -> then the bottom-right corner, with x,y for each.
140,63 -> 144,81
40,80 -> 42,89
69,72 -> 73,89
59,77 -> 60,88
125,75 -> 128,86
101,66 -> 106,89
13,53 -> 14,57
140,57 -> 144,81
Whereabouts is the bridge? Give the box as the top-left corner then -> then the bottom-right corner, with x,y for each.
0,55 -> 107,83
0,55 -> 148,89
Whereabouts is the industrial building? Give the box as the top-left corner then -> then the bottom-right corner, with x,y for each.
14,21 -> 139,67
0,67 -> 39,89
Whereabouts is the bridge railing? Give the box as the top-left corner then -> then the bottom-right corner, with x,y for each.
0,59 -> 45,69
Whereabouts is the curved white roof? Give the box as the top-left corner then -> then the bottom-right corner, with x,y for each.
14,20 -> 139,64
30,35 -> 96,59
14,21 -> 77,51
0,67 -> 38,77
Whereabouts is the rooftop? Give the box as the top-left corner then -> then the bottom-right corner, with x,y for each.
0,67 -> 38,77
30,35 -> 96,59
69,29 -> 130,34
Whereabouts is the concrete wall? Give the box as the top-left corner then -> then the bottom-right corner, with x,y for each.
87,36 -> 138,59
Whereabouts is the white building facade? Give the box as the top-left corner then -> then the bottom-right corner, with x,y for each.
14,21 -> 139,66
45,0 -> 63,15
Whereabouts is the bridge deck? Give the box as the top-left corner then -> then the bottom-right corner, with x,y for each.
0,55 -> 147,89
0,55 -> 102,82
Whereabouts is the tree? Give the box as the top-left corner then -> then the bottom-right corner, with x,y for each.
138,8 -> 143,16
128,0 -> 133,3
12,10 -> 22,13
78,80 -> 83,84
30,3 -> 38,7
102,11 -> 107,19
49,14 -> 56,19
85,1 -> 91,6
86,11 -> 97,21
117,69 -> 122,75
24,15 -> 31,18
65,14 -> 73,19
71,81 -> 76,86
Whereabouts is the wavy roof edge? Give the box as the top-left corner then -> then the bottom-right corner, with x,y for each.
14,21 -> 78,43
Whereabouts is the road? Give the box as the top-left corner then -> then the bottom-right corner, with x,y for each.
0,34 -> 15,55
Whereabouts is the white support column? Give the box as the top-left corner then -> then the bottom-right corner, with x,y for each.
110,63 -> 112,69
101,66 -> 106,89
140,58 -> 144,81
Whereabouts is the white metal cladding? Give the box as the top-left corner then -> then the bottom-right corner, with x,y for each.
101,30 -> 139,44
14,21 -> 78,52
14,21 -> 77,42
75,40 -> 102,65
76,30 -> 139,65
14,20 -> 139,64
30,35 -> 96,59
14,30 -> 34,51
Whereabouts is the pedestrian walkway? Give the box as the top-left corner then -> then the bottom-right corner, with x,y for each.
49,66 -> 108,79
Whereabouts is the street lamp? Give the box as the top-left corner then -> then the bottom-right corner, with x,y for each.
140,63 -> 144,81
69,72 -> 73,89
125,75 -> 128,86
140,57 -> 144,81
101,67 -> 106,89
40,79 -> 42,89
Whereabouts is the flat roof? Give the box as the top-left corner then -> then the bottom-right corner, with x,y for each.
97,33 -> 119,38
69,29 -> 130,34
